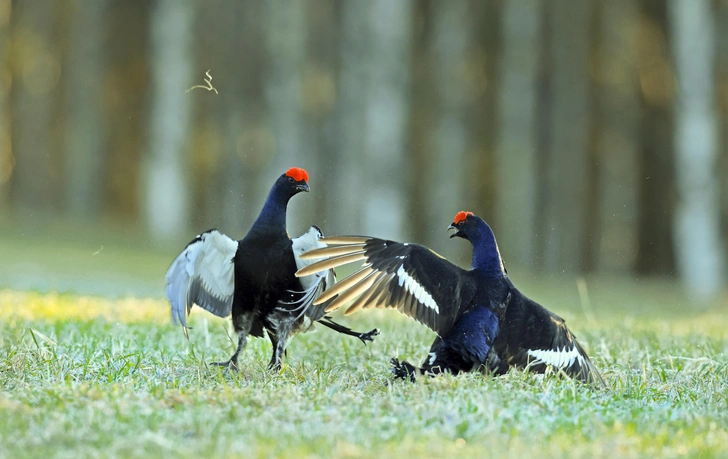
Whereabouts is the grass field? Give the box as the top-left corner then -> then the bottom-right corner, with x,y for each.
1,223 -> 727,457
1,286 -> 727,458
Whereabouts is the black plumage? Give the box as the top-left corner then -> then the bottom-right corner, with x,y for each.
297,211 -> 604,384
165,168 -> 378,371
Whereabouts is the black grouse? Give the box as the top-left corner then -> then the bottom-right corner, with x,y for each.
165,167 -> 378,371
296,211 -> 604,384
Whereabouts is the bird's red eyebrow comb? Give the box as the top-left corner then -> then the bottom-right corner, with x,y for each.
453,211 -> 473,225
285,167 -> 309,182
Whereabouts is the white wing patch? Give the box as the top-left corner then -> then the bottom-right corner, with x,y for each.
396,264 -> 439,314
165,229 -> 237,328
196,231 -> 237,298
527,346 -> 586,369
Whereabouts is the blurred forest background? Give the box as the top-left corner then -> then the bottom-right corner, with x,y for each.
0,0 -> 726,303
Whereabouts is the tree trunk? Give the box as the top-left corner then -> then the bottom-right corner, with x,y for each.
327,1 -> 372,234
9,1 -> 60,211
495,0 -> 542,268
635,0 -> 676,276
466,0 -> 500,240
207,0 -> 268,233
361,0 -> 413,241
144,0 -> 193,241
422,0 -> 469,254
590,0 -> 640,273
264,0 -> 312,235
717,0 -> 728,249
0,1 -> 10,207
304,0 -> 338,230
669,0 -> 725,300
63,0 -> 109,217
540,0 -> 594,272
406,1 -> 434,246
102,1 -> 151,220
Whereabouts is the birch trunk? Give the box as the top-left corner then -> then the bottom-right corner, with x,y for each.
144,0 -> 193,240
670,0 -> 725,300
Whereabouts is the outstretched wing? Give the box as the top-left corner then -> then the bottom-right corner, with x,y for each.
296,236 -> 477,336
280,226 -> 337,322
497,288 -> 604,385
165,229 -> 238,328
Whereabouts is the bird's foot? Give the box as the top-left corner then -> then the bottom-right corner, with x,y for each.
267,362 -> 283,373
390,358 -> 417,383
211,359 -> 239,371
358,328 -> 380,345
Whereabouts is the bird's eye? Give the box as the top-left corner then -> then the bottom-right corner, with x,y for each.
288,177 -> 295,183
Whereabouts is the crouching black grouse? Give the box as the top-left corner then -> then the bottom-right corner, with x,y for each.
165,167 -> 378,371
296,211 -> 604,385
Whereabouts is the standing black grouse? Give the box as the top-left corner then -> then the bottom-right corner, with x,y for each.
296,211 -> 603,384
165,167 -> 378,371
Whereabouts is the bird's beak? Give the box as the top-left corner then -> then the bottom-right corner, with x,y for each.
296,182 -> 310,192
448,223 -> 467,239
447,223 -> 459,239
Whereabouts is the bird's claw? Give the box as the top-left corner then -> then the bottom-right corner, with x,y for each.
211,360 -> 239,372
390,357 -> 417,382
267,362 -> 283,373
358,328 -> 380,345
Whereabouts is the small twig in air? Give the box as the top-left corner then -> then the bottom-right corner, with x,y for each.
186,69 -> 219,94
93,246 -> 104,256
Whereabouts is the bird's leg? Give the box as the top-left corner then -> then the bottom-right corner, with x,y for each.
391,347 -> 467,382
212,314 -> 253,371
267,313 -> 293,372
485,347 -> 508,376
390,358 -> 419,382
267,331 -> 280,371
317,317 -> 380,344
358,328 -> 381,343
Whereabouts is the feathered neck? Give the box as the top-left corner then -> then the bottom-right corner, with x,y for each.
249,177 -> 292,236
469,218 -> 506,278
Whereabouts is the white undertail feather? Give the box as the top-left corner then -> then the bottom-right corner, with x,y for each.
527,346 -> 586,369
427,352 -> 437,365
276,281 -> 324,321
291,226 -> 331,290
278,226 -> 337,320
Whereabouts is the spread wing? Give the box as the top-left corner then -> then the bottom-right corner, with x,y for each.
278,227 -> 338,322
498,288 -> 604,385
165,229 -> 238,328
296,236 -> 477,336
